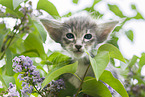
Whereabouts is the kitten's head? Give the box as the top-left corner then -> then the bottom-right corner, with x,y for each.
41,16 -> 118,58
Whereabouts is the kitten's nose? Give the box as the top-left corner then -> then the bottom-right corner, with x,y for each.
75,45 -> 82,50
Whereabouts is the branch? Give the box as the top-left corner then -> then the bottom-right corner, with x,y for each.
0,12 -> 27,60
75,64 -> 91,97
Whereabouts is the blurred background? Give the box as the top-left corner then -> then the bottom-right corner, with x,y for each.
0,0 -> 145,96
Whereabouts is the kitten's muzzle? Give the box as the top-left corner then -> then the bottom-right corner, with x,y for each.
74,45 -> 84,54
75,45 -> 82,50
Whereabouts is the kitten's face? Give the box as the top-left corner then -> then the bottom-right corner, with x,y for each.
61,20 -> 97,58
40,16 -> 118,59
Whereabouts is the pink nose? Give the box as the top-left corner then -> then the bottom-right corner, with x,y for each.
75,45 -> 82,50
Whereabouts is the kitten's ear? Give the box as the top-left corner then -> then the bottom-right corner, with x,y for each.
97,21 -> 119,43
40,19 -> 63,43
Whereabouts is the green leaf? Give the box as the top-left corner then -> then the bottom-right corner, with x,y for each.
82,77 -> 112,97
131,4 -> 144,19
48,52 -> 71,66
0,24 -> 8,50
36,65 -> 47,76
132,75 -> 145,85
13,0 -> 26,10
125,30 -> 134,42
131,4 -> 136,10
1,75 -> 15,88
40,60 -> 52,65
133,11 -> 144,19
100,70 -> 129,97
31,93 -> 39,97
98,44 -> 126,63
62,12 -> 72,17
0,0 -> 13,10
120,61 -> 128,70
128,55 -> 138,67
9,34 -> 25,54
108,4 -> 125,18
14,73 -> 22,90
0,75 -> 7,89
6,49 -> 15,76
0,65 -> 5,75
88,51 -> 110,81
73,0 -> 79,4
41,61 -> 78,90
21,49 -> 40,57
24,33 -> 46,59
33,20 -> 47,43
92,0 -> 101,7
6,7 -> 24,18
140,53 -> 145,65
37,0 -> 60,18
107,35 -> 119,48
0,23 -> 6,29
84,7 -> 103,18
139,53 -> 145,72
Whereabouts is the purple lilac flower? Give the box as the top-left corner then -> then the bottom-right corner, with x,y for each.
29,65 -> 36,71
12,55 -> 42,96
18,74 -> 23,81
3,83 -> 20,97
13,64 -> 22,73
21,82 -> 33,97
49,79 -> 65,93
12,56 -> 40,83
12,55 -> 34,72
41,79 -> 65,96
35,77 -> 45,90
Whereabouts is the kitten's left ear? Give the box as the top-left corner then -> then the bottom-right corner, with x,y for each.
40,19 -> 63,43
97,21 -> 119,43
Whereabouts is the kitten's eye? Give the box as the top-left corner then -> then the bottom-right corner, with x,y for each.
66,33 -> 74,39
84,34 -> 92,39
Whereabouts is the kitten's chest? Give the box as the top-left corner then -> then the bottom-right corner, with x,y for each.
64,58 -> 94,89
75,58 -> 94,79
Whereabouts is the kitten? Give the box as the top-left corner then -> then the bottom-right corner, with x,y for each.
40,15 -> 118,96
41,16 -> 118,58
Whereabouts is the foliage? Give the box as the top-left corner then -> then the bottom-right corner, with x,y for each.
0,0 -> 144,97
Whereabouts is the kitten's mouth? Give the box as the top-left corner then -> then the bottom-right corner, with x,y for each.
73,50 -> 84,54
72,50 -> 85,58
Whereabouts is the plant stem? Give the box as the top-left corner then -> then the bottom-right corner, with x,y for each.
75,64 -> 91,97
73,73 -> 82,82
0,33 -> 16,60
33,83 -> 46,97
0,12 -> 27,59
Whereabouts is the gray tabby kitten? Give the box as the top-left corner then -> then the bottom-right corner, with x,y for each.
41,15 -> 119,96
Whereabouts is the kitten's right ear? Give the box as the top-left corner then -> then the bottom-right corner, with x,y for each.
40,19 -> 62,43
96,21 -> 119,43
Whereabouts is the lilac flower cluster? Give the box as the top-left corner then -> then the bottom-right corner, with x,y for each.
42,79 -> 65,96
12,55 -> 65,96
49,79 -> 65,93
12,55 -> 44,96
21,82 -> 34,97
3,83 -> 20,97
12,55 -> 33,73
